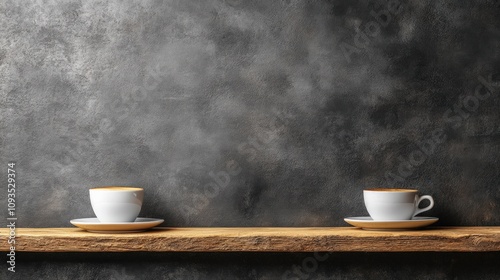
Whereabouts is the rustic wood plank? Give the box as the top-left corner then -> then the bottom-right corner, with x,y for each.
1,227 -> 499,252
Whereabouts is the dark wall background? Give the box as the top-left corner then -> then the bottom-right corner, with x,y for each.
2,0 -> 500,279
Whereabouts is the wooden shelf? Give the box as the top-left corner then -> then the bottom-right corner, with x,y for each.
1,227 -> 499,253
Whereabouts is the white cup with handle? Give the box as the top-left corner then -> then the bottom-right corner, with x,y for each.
363,188 -> 434,220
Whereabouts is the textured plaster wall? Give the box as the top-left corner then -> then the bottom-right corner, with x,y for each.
1,0 -> 500,279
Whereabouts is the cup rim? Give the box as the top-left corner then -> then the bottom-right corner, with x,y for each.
364,188 -> 417,192
90,186 -> 143,191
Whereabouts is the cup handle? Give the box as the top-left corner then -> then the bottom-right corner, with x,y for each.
412,195 -> 434,218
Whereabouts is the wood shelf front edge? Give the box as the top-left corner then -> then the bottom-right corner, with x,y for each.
1,227 -> 499,253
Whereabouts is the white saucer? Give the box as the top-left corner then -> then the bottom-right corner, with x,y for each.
70,217 -> 164,233
344,216 -> 439,230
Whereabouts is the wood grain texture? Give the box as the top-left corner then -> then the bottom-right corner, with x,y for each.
1,227 -> 499,252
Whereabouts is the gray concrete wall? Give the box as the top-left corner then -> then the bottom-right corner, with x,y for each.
1,0 -> 500,279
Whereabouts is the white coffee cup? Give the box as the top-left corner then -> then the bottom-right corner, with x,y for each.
363,188 -> 434,220
89,186 -> 144,222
